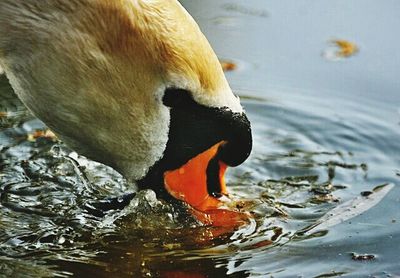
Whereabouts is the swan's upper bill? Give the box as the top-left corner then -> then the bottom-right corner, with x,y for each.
0,0 -> 252,225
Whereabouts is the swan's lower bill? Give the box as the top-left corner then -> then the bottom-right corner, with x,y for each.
164,141 -> 251,227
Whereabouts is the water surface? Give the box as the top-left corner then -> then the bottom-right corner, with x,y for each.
1,1 -> 400,277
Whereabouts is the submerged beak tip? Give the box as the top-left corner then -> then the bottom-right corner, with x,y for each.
163,140 -> 252,227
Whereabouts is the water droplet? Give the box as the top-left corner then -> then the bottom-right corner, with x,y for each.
58,236 -> 66,244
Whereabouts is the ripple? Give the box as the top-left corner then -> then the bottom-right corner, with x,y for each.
1,79 -> 399,276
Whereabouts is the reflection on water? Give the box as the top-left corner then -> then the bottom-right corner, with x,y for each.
1,1 -> 400,277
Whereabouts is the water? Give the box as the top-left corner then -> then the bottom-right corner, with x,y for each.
1,1 -> 400,277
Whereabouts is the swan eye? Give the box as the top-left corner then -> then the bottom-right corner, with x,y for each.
163,88 -> 194,108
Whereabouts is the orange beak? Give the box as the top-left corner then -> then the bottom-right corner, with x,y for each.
164,141 -> 250,227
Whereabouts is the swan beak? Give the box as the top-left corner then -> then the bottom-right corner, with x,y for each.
164,141 -> 227,211
164,141 -> 250,227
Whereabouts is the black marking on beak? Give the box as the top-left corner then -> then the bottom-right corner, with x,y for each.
138,88 -> 252,196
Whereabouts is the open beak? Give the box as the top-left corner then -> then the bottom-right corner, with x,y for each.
164,141 -> 250,227
164,141 -> 227,211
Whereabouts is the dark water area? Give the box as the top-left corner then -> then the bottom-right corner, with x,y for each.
1,1 -> 400,277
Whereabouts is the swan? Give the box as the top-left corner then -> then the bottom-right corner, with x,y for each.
0,0 -> 252,223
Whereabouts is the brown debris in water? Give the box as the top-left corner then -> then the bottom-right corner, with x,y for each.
310,194 -> 339,204
360,191 -> 373,197
27,129 -> 57,142
0,111 -> 7,118
333,40 -> 359,57
351,253 -> 376,261
220,60 -> 237,72
323,39 -> 359,61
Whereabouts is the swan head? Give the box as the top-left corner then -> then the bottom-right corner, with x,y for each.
0,0 -> 252,214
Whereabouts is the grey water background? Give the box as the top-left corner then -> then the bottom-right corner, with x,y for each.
182,0 -> 400,276
0,0 -> 399,277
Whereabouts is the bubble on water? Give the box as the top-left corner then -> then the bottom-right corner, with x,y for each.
143,190 -> 159,208
58,236 -> 66,245
129,196 -> 139,208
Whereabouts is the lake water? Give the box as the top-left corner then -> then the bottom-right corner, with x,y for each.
1,1 -> 399,277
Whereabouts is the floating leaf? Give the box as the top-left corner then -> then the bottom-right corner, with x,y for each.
220,60 -> 237,72
333,40 -> 359,57
323,39 -> 359,61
